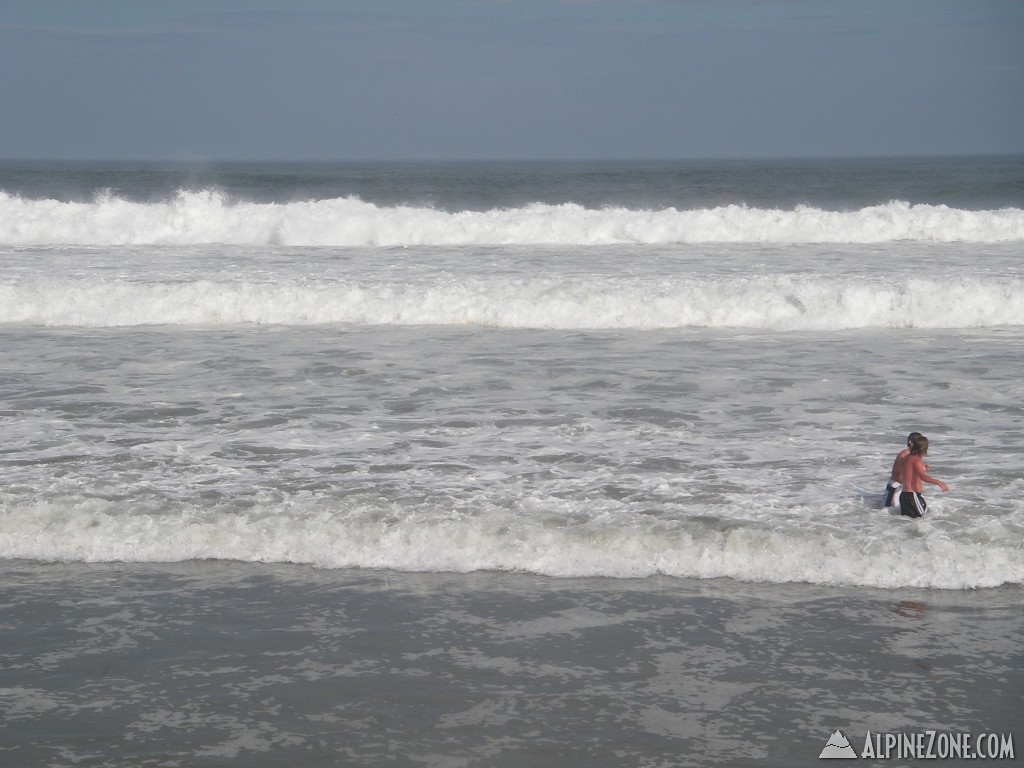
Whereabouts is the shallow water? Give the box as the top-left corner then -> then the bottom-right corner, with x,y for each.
0,561 -> 1020,768
2,158 -> 1022,766
2,322 -> 1022,588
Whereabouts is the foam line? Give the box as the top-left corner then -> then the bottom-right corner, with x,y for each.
2,191 -> 1022,245
1,495 -> 1019,589
2,275 -> 1021,329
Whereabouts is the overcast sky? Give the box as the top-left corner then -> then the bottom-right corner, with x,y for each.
1,0 -> 1021,161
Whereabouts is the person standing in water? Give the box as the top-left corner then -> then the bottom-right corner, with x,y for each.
882,432 -> 923,508
899,434 -> 949,519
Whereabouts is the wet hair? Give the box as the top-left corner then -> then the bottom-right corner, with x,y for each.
909,434 -> 929,456
906,431 -> 923,446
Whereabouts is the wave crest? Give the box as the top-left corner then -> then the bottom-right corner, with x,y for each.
2,494 -> 1019,589
2,274 -> 1022,329
2,190 -> 1022,245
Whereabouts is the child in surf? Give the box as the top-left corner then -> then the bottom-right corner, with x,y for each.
882,431 -> 923,508
898,434 -> 949,519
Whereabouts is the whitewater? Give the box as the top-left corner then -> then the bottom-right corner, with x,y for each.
2,245 -> 1023,330
2,190 -> 1024,246
1,158 -> 1022,591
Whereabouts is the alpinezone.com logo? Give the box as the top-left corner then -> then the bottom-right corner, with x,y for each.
820,729 -> 1016,760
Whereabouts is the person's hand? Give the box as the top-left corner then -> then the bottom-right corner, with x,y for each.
939,481 -> 949,492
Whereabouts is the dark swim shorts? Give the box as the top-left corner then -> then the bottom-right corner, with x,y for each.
899,491 -> 927,519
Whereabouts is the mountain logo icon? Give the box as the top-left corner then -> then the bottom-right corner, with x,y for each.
819,730 -> 858,759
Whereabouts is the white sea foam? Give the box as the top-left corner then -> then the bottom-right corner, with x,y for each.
2,274 -> 1022,329
5,161 -> 1022,598
3,307 -> 1021,591
0,492 -> 1020,589
2,190 -> 1023,245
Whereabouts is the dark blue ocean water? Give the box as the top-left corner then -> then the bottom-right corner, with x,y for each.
2,154 -> 1023,209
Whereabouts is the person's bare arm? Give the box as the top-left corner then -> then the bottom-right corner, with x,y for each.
921,471 -> 949,492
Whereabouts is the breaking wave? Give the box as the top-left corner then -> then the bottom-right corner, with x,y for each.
2,274 -> 1023,330
1,491 -> 1020,590
2,190 -> 1023,245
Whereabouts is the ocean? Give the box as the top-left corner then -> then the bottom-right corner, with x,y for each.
1,156 -> 1021,766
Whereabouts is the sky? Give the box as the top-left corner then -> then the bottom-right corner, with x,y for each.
0,0 -> 1022,161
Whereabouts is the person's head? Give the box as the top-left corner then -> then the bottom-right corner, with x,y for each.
910,434 -> 929,456
907,431 -> 923,447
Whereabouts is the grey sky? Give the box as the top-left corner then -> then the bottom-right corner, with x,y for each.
1,0 -> 1021,161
